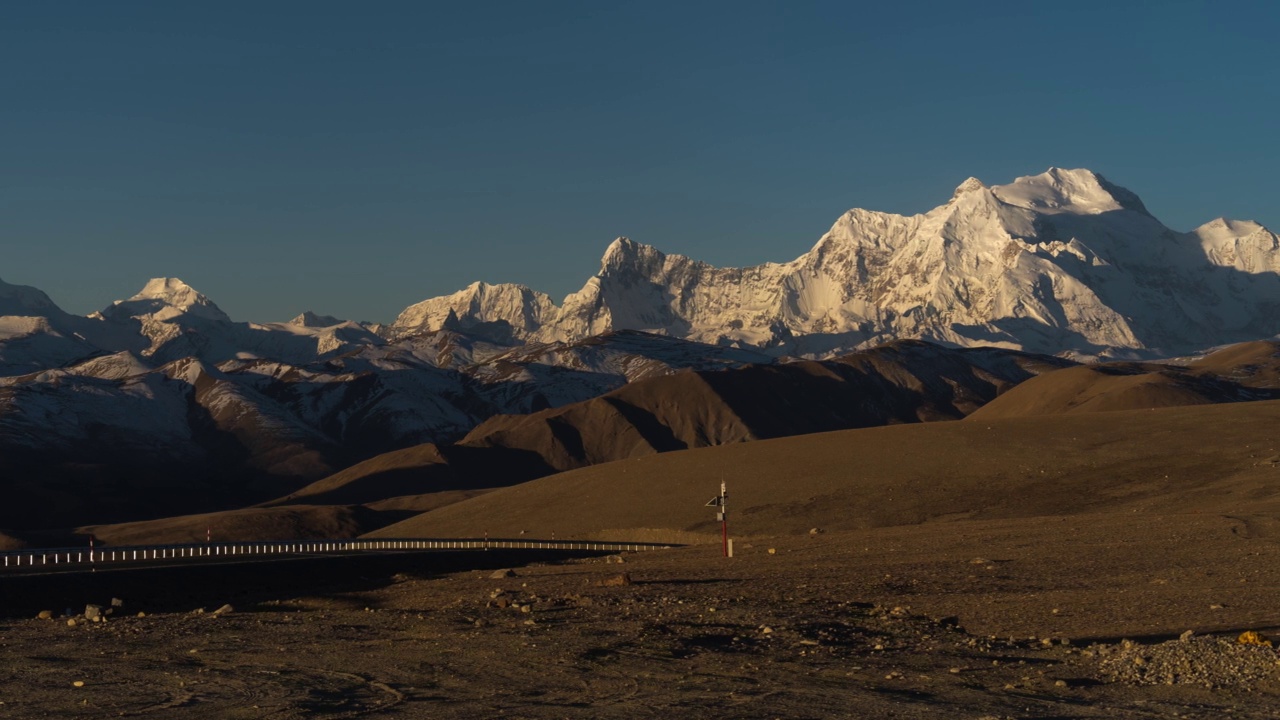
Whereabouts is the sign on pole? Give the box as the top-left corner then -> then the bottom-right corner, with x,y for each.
706,481 -> 728,557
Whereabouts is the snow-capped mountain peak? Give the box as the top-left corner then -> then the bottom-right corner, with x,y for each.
990,167 -> 1149,216
951,176 -> 988,198
389,280 -> 557,343
290,311 -> 344,328
389,167 -> 1280,360
0,276 -> 66,317
1194,217 -> 1280,274
111,277 -> 231,324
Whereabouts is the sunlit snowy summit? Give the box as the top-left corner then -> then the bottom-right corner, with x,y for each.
392,168 -> 1280,360
3,168 -> 1279,373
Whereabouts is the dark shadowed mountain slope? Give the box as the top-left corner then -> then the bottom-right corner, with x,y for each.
268,341 -> 1070,508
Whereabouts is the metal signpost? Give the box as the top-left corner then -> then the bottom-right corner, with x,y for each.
706,481 -> 728,557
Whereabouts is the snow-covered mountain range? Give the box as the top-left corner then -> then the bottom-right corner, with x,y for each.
392,168 -> 1280,360
5,165 -> 1280,534
2,166 -> 1279,527
5,168 -> 1276,376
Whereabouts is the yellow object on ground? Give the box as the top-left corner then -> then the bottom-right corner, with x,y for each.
1237,631 -> 1272,647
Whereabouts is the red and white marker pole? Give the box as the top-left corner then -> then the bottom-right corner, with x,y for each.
720,481 -> 729,558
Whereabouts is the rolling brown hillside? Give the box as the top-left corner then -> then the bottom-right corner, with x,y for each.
367,398 -> 1280,541
266,341 -> 1069,509
968,341 -> 1280,420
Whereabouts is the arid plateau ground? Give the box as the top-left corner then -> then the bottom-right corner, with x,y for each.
7,353 -> 1280,717
3,511 -> 1280,718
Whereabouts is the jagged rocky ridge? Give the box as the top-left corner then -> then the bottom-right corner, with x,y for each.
391,168 -> 1280,359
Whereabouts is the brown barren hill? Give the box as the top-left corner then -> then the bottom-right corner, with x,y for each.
270,341 -> 1068,510
966,363 -> 1223,418
968,340 -> 1280,420
1187,339 -> 1280,387
80,505 -> 389,546
367,398 -> 1280,541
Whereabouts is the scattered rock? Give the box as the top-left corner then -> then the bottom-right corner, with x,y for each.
72,681 -> 84,688
66,619 -> 78,627
84,604 -> 103,622
137,612 -> 147,619
767,548 -> 777,555
110,598 -> 124,608
210,604 -> 234,617
594,573 -> 632,588
1094,635 -> 1280,689
606,555 -> 626,564
490,569 -> 515,579
1179,630 -> 1194,642
491,597 -> 512,609
809,528 -> 823,536
36,610 -> 53,620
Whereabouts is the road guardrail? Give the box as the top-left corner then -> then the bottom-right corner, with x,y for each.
0,537 -> 673,573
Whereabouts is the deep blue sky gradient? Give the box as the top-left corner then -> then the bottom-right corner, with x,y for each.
2,1 -> 1277,321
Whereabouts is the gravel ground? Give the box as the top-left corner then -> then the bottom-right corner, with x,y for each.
2,515 -> 1280,718
1092,635 -> 1280,690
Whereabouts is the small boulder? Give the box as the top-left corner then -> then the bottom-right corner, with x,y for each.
210,604 -> 234,617
36,610 -> 53,620
490,569 -> 515,579
110,598 -> 124,608
84,605 -> 103,622
595,573 -> 632,588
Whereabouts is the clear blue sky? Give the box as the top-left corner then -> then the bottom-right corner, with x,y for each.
2,1 -> 1276,322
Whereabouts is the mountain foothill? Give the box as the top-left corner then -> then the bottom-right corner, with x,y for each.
3,167 -> 1280,547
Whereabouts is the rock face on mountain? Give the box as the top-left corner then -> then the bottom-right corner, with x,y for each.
390,282 -> 558,343
394,169 -> 1280,359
